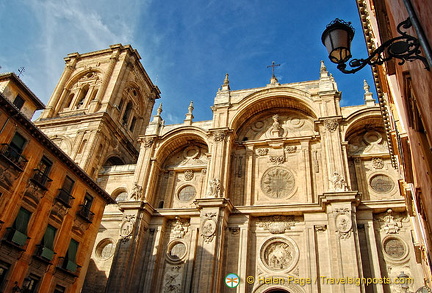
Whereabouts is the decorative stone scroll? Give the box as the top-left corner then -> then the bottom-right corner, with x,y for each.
256,148 -> 269,156
324,119 -> 339,132
257,216 -> 297,234
285,146 -> 297,153
201,212 -> 217,243
261,167 -> 295,199
269,155 -> 285,165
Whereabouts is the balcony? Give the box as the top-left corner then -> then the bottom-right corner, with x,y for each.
3,227 -> 30,249
34,245 -> 56,262
30,169 -> 53,190
77,205 -> 95,223
0,143 -> 28,171
55,189 -> 75,208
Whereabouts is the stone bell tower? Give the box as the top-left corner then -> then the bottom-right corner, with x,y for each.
36,44 -> 160,177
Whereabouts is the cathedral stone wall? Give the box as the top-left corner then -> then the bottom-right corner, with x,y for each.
38,46 -> 424,293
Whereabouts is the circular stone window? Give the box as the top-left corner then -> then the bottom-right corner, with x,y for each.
96,239 -> 115,260
178,185 -> 196,202
370,174 -> 395,193
166,241 -> 187,263
261,167 -> 295,198
383,237 -> 407,260
260,237 -> 299,273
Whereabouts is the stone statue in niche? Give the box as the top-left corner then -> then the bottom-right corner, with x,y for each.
329,172 -> 348,192
270,114 -> 283,137
129,182 -> 143,200
207,178 -> 222,198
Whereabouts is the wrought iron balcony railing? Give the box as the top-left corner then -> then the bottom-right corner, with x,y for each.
56,189 -> 75,208
77,205 -> 95,223
0,143 -> 28,171
30,169 -> 53,190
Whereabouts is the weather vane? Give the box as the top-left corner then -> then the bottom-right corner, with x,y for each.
18,67 -> 25,78
267,61 -> 280,78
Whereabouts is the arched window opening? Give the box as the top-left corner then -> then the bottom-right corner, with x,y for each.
78,139 -> 87,154
129,117 -> 137,132
122,102 -> 132,125
76,85 -> 89,109
103,156 -> 125,167
64,93 -> 74,109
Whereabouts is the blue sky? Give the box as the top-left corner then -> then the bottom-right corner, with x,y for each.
1,0 -> 375,124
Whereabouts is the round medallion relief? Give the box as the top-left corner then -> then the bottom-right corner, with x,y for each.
178,185 -> 196,202
261,167 -> 295,198
370,174 -> 395,193
383,237 -> 407,259
260,237 -> 299,273
167,241 -> 187,263
96,239 -> 115,260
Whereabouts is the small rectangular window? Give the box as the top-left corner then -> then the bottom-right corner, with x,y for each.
32,156 -> 53,187
63,239 -> 79,272
0,262 -> 10,290
38,225 -> 57,260
9,132 -> 27,156
8,207 -> 31,246
129,117 -> 137,131
13,95 -> 25,110
57,176 -> 75,207
26,274 -> 40,293
53,284 -> 66,293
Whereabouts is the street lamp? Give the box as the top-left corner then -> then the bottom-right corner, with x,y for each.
321,18 -> 430,73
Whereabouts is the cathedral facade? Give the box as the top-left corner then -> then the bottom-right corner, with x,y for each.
36,45 -> 426,292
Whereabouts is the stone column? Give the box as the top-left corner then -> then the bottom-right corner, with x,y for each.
106,201 -> 154,293
322,191 -> 364,293
192,198 -> 233,293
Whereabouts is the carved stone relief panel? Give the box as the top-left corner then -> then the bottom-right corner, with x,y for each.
201,212 -> 217,243
260,167 -> 296,199
170,217 -> 190,239
369,174 -> 395,194
374,209 -> 408,235
162,265 -> 183,293
238,112 -> 315,142
334,208 -> 352,239
259,237 -> 299,273
256,216 -> 298,234
347,130 -> 388,156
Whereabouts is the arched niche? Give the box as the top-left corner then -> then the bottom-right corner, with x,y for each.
151,130 -> 209,209
103,156 -> 126,167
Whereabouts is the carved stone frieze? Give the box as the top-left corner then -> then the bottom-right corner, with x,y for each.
257,216 -> 297,234
284,146 -> 297,153
269,155 -> 285,165
256,148 -> 269,156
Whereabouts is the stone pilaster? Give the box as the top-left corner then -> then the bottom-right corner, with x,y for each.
192,198 -> 233,293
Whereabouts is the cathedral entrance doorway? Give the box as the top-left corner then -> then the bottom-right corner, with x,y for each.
264,289 -> 290,293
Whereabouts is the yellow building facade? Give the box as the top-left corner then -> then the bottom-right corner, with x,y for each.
0,73 -> 114,292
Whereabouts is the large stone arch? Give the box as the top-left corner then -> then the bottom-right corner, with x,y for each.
148,127 -> 209,208
229,87 -> 319,133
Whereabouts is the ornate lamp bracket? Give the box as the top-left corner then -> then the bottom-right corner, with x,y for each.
339,18 -> 429,74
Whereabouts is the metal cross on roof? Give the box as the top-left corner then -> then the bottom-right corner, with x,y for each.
267,61 -> 280,78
